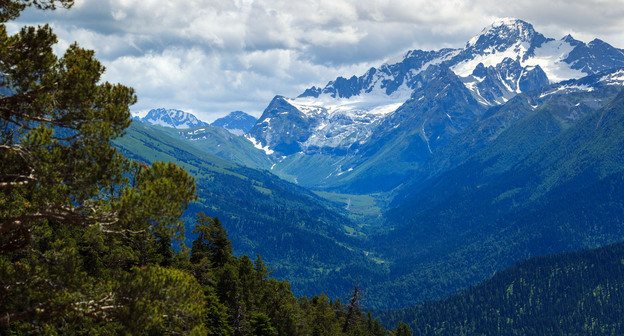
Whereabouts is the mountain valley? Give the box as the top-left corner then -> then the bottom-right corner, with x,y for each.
126,19 -> 624,311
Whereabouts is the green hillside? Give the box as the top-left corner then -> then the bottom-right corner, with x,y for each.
175,125 -> 273,170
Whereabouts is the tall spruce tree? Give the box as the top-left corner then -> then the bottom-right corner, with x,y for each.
191,212 -> 233,268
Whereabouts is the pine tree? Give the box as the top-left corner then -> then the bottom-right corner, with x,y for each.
0,2 -> 201,332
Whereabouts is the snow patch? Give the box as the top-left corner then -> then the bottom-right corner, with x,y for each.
539,84 -> 594,98
190,128 -> 206,135
451,41 -> 531,77
281,82 -> 414,150
523,39 -> 585,83
600,69 -> 624,85
244,135 -> 274,155
453,38 -> 586,83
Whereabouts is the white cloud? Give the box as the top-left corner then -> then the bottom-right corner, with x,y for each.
10,0 -> 624,121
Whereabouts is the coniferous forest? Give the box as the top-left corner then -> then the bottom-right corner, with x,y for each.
379,241 -> 624,335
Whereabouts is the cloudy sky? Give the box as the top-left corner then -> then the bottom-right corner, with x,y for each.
10,0 -> 624,121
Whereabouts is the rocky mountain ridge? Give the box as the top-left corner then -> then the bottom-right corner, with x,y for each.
135,108 -> 209,129
245,18 -> 624,193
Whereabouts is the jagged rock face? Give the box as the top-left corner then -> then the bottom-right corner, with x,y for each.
299,49 -> 456,100
565,38 -> 624,74
462,58 -> 550,105
211,111 -> 257,135
518,64 -> 550,92
137,108 -> 209,129
247,96 -> 317,156
249,50 -> 458,156
462,18 -> 550,59
373,66 -> 483,153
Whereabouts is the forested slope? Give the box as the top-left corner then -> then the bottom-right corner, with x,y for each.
381,241 -> 624,335
366,87 -> 624,309
114,121 -> 384,298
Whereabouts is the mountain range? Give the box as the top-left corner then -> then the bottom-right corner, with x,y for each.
247,18 -> 624,193
119,18 -> 624,310
136,109 -> 257,134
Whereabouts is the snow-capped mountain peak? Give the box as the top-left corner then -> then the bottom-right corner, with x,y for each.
247,19 -> 624,158
467,18 -> 539,49
137,108 -> 209,129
